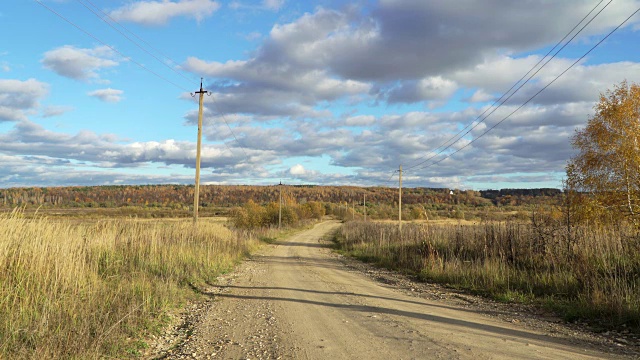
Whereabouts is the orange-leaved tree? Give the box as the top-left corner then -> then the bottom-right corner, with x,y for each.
566,81 -> 640,226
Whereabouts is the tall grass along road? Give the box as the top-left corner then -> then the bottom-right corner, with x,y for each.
0,211 -> 257,359
336,221 -> 640,329
160,221 -> 633,359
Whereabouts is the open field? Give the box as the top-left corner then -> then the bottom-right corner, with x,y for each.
3,185 -> 639,357
0,210 -> 257,359
335,221 -> 640,331
374,218 -> 484,226
0,206 -> 228,219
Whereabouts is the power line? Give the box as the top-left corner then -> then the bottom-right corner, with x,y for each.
76,0 -> 198,87
34,0 -> 191,92
207,99 -> 251,160
412,6 -> 640,173
37,0 -> 252,163
78,0 -> 251,161
81,0 -> 251,162
384,170 -> 398,187
403,0 -> 610,172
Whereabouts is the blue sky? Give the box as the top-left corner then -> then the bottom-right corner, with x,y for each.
1,0 -> 639,189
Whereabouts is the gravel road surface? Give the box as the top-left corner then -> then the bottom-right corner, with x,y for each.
150,221 -> 637,359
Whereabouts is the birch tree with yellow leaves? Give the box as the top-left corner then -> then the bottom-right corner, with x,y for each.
566,81 -> 640,226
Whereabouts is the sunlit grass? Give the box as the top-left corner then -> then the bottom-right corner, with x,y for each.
336,221 -> 640,328
0,210 -> 258,359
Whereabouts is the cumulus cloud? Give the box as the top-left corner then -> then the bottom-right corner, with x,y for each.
289,164 -> 306,175
344,115 -> 376,127
179,95 -> 588,187
0,120 -> 267,175
6,1 -> 640,188
0,153 -> 195,187
183,1 -> 640,122
0,87 -> 588,188
110,0 -> 220,26
466,89 -> 494,103
250,1 -> 640,82
185,56 -> 370,118
88,88 -> 124,103
0,79 -> 49,122
507,61 -> 640,106
451,55 -> 640,107
384,76 -> 458,104
42,45 -> 118,81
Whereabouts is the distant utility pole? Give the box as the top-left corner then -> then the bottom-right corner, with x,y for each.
398,165 -> 403,233
278,181 -> 283,229
363,194 -> 367,222
192,79 -> 209,223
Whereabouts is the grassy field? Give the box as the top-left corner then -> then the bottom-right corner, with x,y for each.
0,205 -> 229,219
336,220 -> 640,330
0,210 -> 258,359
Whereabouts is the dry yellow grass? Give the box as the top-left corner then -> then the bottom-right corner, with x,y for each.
374,218 -> 480,226
337,220 -> 640,328
0,210 -> 257,359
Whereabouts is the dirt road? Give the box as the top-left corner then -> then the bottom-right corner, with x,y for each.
155,221 -> 635,359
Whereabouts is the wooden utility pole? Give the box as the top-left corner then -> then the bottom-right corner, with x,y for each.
398,165 -> 403,233
193,79 -> 207,223
278,181 -> 283,229
363,194 -> 367,222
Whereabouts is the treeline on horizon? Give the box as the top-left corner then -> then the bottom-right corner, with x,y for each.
0,184 -> 562,209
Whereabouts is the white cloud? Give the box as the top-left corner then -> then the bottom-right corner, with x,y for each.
42,45 -> 118,81
184,51 -> 370,118
452,55 -> 640,106
88,88 -> 124,103
0,120 -> 259,173
384,76 -> 458,104
289,164 -> 306,175
183,2 -> 640,120
6,1 -> 640,189
110,0 -> 220,26
244,2 -> 640,83
466,89 -> 494,103
344,115 -> 376,127
0,79 -> 49,122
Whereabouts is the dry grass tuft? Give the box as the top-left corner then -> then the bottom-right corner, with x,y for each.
0,210 -> 257,359
336,221 -> 640,328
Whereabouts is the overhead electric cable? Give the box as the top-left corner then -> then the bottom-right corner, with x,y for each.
76,0 -> 198,87
411,6 -> 640,173
403,0 -> 610,172
385,170 -> 398,186
34,0 -> 191,92
79,0 -> 252,161
85,0 -> 252,162
212,105 -> 251,160
39,0 -> 252,162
